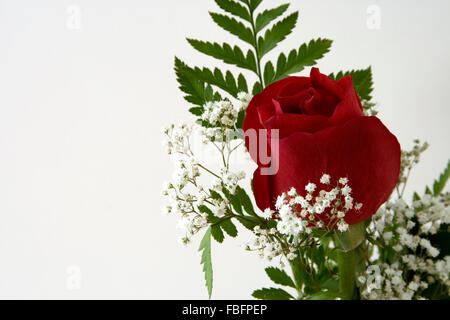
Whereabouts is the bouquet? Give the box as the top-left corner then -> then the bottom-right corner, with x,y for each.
161,0 -> 450,300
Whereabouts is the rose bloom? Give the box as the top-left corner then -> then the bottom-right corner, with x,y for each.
243,68 -> 401,226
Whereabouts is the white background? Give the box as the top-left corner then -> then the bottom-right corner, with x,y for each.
0,0 -> 449,299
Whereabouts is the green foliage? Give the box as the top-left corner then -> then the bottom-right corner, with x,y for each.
432,159 -> 450,196
210,12 -> 255,46
176,0 -> 331,110
175,59 -> 247,98
265,267 -> 296,288
198,227 -> 213,298
257,12 -> 298,58
187,39 -> 257,73
255,4 -> 290,33
214,0 -> 251,22
269,38 -> 333,85
236,186 -> 256,216
211,224 -> 225,243
220,218 -> 238,237
329,67 -> 374,102
175,57 -> 221,107
252,287 -> 294,300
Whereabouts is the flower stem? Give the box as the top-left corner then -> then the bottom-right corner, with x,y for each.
337,248 -> 356,300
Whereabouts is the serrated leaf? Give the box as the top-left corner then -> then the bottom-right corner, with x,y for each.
255,3 -> 290,33
235,216 -> 257,230
174,57 -> 207,106
252,81 -> 262,95
198,205 -> 220,223
211,224 -> 225,243
209,189 -> 223,201
179,61 -> 244,98
270,38 -> 333,85
220,218 -> 238,237
175,57 -> 222,106
248,0 -> 263,11
252,287 -> 293,300
210,12 -> 254,46
198,227 -> 213,298
214,0 -> 251,22
237,73 -> 249,92
235,109 -> 246,129
263,61 -> 275,87
265,267 -> 296,288
236,186 -> 256,216
432,159 -> 450,196
329,67 -> 374,102
188,107 -> 204,116
257,12 -> 298,58
187,39 -> 257,73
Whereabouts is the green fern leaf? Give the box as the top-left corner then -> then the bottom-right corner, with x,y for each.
257,12 -> 298,58
329,67 -> 374,101
255,3 -> 290,33
269,38 -> 333,85
209,12 -> 254,46
214,0 -> 251,22
198,227 -> 213,299
187,39 -> 257,73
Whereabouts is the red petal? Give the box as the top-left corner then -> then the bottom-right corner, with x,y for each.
253,116 -> 401,225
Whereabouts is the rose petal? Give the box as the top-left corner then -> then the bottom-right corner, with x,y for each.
252,116 -> 401,225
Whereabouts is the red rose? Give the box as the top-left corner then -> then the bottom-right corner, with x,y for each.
243,67 -> 401,226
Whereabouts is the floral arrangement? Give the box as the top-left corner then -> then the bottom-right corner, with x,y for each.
161,0 -> 450,300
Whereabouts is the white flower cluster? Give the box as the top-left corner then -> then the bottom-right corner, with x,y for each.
245,225 -> 298,266
161,123 -> 195,155
360,192 -> 450,299
237,92 -> 253,110
201,100 -> 239,128
267,174 -> 363,236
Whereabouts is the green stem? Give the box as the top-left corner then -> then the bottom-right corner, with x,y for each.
248,4 -> 264,88
337,248 -> 356,300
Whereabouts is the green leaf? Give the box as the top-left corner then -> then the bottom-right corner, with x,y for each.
209,189 -> 223,201
198,205 -> 220,223
263,61 -> 275,87
248,0 -> 263,12
198,227 -> 213,298
257,12 -> 298,58
235,109 -> 245,129
210,12 -> 254,46
252,287 -> 293,300
179,62 -> 244,98
255,4 -> 290,34
329,67 -> 374,101
265,267 -> 296,288
237,74 -> 249,92
305,291 -> 340,300
252,81 -> 262,95
432,159 -> 450,196
187,39 -> 257,73
220,218 -> 238,237
211,224 -> 225,243
214,0 -> 251,22
174,57 -> 208,106
188,106 -> 204,116
236,186 -> 256,216
270,38 -> 333,85
235,216 -> 258,230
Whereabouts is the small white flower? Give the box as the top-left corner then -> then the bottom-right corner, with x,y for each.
262,208 -> 274,219
320,174 -> 331,184
305,183 -> 316,193
339,177 -> 348,185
